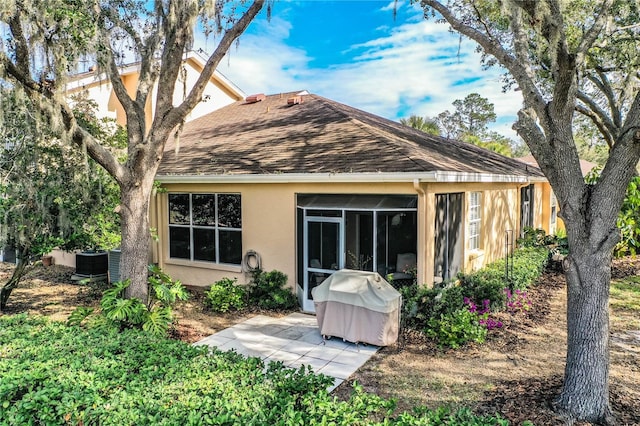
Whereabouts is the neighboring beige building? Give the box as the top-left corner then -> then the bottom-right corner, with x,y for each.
153,91 -> 552,312
65,51 -> 245,127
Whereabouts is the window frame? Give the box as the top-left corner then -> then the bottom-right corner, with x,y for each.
468,192 -> 482,251
550,192 -> 558,225
168,193 -> 242,265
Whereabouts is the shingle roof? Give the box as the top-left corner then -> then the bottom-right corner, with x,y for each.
517,155 -> 595,177
158,91 -> 544,178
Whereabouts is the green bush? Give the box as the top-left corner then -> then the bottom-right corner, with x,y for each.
458,267 -> 507,310
205,277 -> 247,312
459,246 -> 549,308
426,308 -> 487,349
0,315 -> 513,425
67,265 -> 188,337
249,269 -> 298,310
401,283 -> 466,329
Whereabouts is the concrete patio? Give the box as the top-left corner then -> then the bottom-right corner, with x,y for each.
194,312 -> 380,391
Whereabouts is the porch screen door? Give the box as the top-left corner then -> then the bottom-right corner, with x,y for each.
303,217 -> 343,312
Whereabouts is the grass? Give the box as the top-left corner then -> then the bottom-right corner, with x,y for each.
611,276 -> 640,311
610,276 -> 640,330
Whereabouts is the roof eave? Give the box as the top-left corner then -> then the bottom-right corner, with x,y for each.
155,171 -> 537,185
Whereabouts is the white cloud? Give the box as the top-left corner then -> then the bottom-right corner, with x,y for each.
197,5 -> 524,140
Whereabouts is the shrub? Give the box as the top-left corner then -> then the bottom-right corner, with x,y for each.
459,246 -> 549,309
205,277 -> 246,312
505,288 -> 532,314
248,269 -> 298,310
426,308 -> 487,349
400,283 -> 465,330
0,315 -> 514,425
459,267 -> 507,310
67,265 -> 188,337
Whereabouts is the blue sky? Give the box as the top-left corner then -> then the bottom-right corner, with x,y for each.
195,0 -> 524,140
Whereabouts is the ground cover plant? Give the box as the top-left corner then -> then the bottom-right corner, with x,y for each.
0,314 -> 512,425
67,265 -> 188,336
1,259 -> 639,424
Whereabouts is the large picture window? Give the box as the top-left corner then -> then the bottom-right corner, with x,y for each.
168,193 -> 242,265
468,192 -> 481,250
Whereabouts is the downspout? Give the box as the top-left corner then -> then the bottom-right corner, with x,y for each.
413,179 -> 427,286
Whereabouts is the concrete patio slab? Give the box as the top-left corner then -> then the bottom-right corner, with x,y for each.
195,312 -> 380,392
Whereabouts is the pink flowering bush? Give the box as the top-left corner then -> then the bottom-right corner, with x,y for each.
504,288 -> 532,314
464,297 -> 503,330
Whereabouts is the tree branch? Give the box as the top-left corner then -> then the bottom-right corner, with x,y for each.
575,91 -> 616,146
7,9 -> 31,78
162,0 -> 265,132
93,2 -> 146,140
575,104 -> 614,149
576,0 -> 615,60
589,70 -> 622,128
421,0 -> 546,116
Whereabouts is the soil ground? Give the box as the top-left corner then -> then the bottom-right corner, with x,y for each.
1,260 -> 639,425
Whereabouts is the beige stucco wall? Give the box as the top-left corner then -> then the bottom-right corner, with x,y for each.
153,182 -> 419,289
66,58 -> 241,127
424,182 -> 520,276
152,179 -> 541,291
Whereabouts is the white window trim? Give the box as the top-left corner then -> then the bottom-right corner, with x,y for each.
468,192 -> 482,251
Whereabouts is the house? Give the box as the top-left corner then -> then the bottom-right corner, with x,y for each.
65,51 -> 246,127
151,91 -> 554,312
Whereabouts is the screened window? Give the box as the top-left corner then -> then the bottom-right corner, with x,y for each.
168,193 -> 242,265
468,192 -> 482,250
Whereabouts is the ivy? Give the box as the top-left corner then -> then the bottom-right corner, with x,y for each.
0,315 -> 514,425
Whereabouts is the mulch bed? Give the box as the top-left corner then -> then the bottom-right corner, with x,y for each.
475,263 -> 640,426
477,375 -> 640,426
611,257 -> 640,279
378,261 -> 640,425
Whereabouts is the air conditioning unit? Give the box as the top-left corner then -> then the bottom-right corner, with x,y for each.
75,251 -> 108,277
108,249 -> 121,283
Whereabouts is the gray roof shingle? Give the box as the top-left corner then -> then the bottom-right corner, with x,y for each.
158,91 -> 543,178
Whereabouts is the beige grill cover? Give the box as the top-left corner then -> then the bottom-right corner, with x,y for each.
311,269 -> 401,346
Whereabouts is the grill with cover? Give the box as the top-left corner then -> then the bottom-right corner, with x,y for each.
311,269 -> 402,346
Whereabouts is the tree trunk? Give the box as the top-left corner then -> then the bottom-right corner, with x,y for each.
119,183 -> 153,304
0,250 -> 30,311
555,248 -> 614,425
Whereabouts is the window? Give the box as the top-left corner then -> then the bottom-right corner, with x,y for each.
468,192 -> 481,250
168,193 -> 242,265
550,193 -> 557,225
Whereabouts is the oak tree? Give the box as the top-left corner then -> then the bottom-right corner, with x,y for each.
420,0 -> 640,423
0,0 -> 266,303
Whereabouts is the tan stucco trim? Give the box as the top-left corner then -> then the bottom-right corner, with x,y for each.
413,180 -> 427,286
